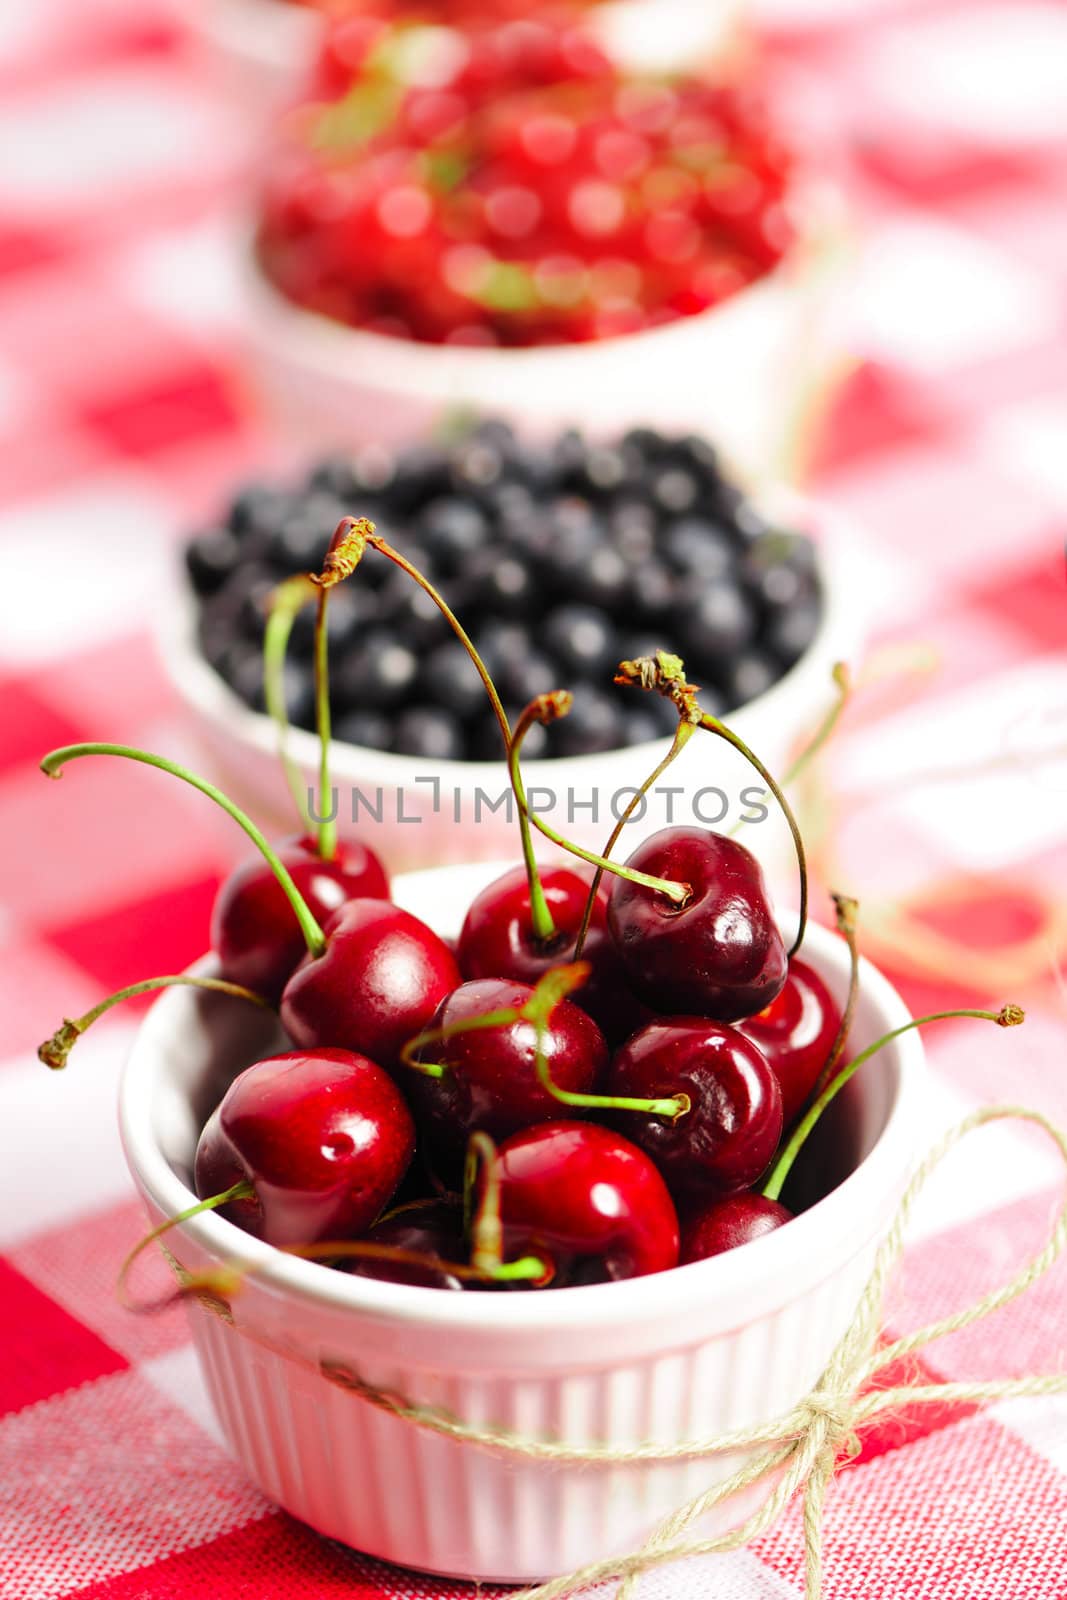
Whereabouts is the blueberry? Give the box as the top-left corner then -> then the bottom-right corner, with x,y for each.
228,484 -> 290,539
621,427 -> 666,462
307,453 -> 361,499
678,581 -> 756,665
547,685 -> 626,756
668,433 -> 721,485
385,579 -> 454,651
629,559 -> 680,624
393,706 -> 465,761
421,640 -> 487,721
417,497 -> 489,573
450,437 -> 506,495
333,630 -> 419,711
650,464 -> 701,516
722,650 -> 779,709
476,620 -> 531,684
766,597 -> 821,666
570,542 -> 632,611
289,582 -> 378,660
185,528 -> 242,596
499,647 -> 560,707
543,605 -> 620,680
334,708 -> 393,750
469,550 -> 539,617
662,517 -> 735,580
268,493 -> 349,572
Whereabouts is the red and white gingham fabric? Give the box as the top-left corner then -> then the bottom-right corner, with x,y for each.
1,1 -> 1066,1595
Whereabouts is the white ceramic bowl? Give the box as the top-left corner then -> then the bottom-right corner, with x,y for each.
242,178 -> 847,490
180,0 -> 747,118
120,863 -> 925,1583
160,495 -> 863,896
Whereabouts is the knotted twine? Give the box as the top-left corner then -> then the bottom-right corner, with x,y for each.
308,1105 -> 1067,1600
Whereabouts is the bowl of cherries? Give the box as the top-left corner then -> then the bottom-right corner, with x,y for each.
169,419 -> 859,872
43,517 -> 922,1584
245,8 -> 845,483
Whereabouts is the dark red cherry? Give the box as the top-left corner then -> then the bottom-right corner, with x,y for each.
607,826 -> 788,1020
681,1192 -> 792,1263
194,1048 -> 415,1248
338,1201 -> 467,1291
491,1120 -> 679,1285
280,899 -> 461,1070
212,833 -> 389,1003
738,957 -> 841,1124
457,863 -> 651,1043
606,1017 -> 783,1200
407,978 -> 607,1169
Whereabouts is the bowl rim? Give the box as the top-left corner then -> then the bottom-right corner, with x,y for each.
159,489 -> 862,789
119,888 -> 925,1335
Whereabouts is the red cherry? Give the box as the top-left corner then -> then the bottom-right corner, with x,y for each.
339,1201 -> 467,1291
680,1192 -> 792,1263
194,1048 -> 415,1248
607,826 -> 788,1020
281,899 -> 461,1070
738,957 -> 841,1125
606,1017 -> 783,1199
407,977 -> 607,1168
212,833 -> 389,1003
492,1120 -> 679,1285
457,863 -> 651,1042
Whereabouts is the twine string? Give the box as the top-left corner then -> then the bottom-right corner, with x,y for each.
295,1106 -> 1067,1599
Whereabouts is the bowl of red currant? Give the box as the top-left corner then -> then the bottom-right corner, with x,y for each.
243,9 -> 846,483
167,420 -> 861,876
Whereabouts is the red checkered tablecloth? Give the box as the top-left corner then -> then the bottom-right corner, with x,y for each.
2,1 -> 1066,1596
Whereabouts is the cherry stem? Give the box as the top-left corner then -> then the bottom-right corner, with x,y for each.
400,1005 -> 522,1078
699,710 -> 808,956
807,893 -> 860,1107
466,1130 -> 504,1274
364,530 -> 556,944
574,714 -> 696,960
263,575 -> 316,832
779,662 -> 851,789
526,970 -> 690,1122
116,1180 -> 254,1312
508,697 -> 690,905
312,585 -> 336,860
39,975 -> 272,1069
761,1003 -> 1026,1202
40,744 -> 327,958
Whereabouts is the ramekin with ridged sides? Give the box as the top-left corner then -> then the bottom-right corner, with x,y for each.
119,862 -> 924,1583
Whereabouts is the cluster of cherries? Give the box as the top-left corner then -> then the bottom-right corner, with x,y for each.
258,7 -> 796,344
39,509 -> 870,1297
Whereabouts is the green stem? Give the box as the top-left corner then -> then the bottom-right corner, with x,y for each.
263,576 -> 316,832
699,712 -> 808,956
400,1006 -> 521,1079
762,1004 -> 1025,1201
39,975 -> 271,1069
313,585 -> 337,861
779,662 -> 851,789
574,717 -> 695,960
366,534 -> 555,943
40,744 -> 327,958
507,702 -> 690,905
117,1181 -> 255,1311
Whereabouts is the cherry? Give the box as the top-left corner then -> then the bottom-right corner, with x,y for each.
490,1120 -> 680,1285
338,1201 -> 468,1291
737,957 -> 842,1126
406,977 -> 607,1168
457,863 -> 650,1043
194,1048 -> 415,1248
212,832 -> 388,1004
281,898 -> 461,1071
606,1017 -> 783,1199
680,1193 -> 792,1264
607,826 -> 788,1021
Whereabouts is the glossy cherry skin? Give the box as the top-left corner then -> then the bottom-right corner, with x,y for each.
607,827 -> 788,1021
212,834 -> 389,1003
681,1193 -> 792,1263
738,957 -> 841,1124
407,978 -> 606,1170
606,1017 -> 783,1200
457,864 -> 651,1044
280,899 -> 461,1071
491,1120 -> 680,1286
338,1201 -> 467,1291
194,1048 -> 415,1248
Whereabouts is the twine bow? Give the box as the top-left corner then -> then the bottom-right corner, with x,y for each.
313,1105 -> 1067,1599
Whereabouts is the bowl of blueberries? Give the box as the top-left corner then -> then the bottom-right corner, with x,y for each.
168,420 -> 860,873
